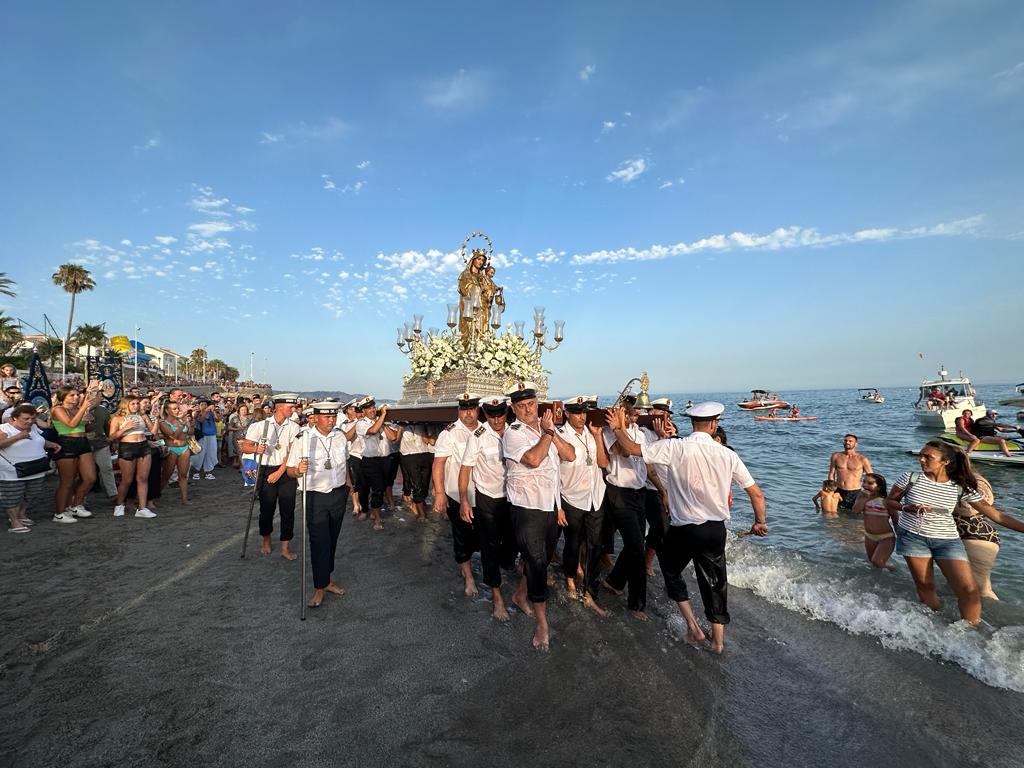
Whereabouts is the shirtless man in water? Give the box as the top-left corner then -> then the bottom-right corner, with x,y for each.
828,434 -> 873,512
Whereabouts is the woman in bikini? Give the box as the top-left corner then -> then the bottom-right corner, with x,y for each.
109,395 -> 155,518
158,400 -> 192,505
50,382 -> 101,523
852,472 -> 894,568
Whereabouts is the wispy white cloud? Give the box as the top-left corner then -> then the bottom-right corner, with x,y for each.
423,69 -> 489,109
659,177 -> 685,190
322,174 -> 337,191
259,117 -> 348,146
606,158 -> 647,184
993,61 -> 1024,79
570,215 -> 986,265
133,133 -> 161,152
322,174 -> 366,195
259,131 -> 283,144
579,64 -> 596,82
356,160 -> 371,169
154,235 -> 177,245
188,221 -> 234,238
601,121 -> 617,134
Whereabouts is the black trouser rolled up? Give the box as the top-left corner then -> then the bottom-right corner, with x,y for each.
306,485 -> 349,589
561,498 -> 604,597
661,520 -> 730,625
475,492 -> 516,588
257,464 -> 297,542
602,504 -> 616,556
512,504 -> 558,603
359,455 -> 388,510
604,484 -> 647,611
644,488 -> 667,553
400,452 -> 432,502
347,456 -> 363,506
446,494 -> 479,564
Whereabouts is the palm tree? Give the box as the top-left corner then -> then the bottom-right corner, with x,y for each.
51,263 -> 96,376
38,337 -> 64,370
0,273 -> 16,299
73,322 -> 107,359
190,348 -> 208,380
0,312 -> 23,353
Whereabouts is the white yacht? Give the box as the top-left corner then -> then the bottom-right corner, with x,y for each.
913,366 -> 984,431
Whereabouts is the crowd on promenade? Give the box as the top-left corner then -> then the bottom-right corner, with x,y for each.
3,367 -> 1023,653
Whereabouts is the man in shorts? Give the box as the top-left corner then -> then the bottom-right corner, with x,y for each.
828,434 -> 873,512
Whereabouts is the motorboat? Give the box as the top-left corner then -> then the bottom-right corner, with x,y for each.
737,389 -> 790,411
937,433 -> 1024,467
858,388 -> 885,404
913,366 -> 984,431
998,383 -> 1024,408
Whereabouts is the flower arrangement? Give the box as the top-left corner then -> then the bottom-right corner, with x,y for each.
403,330 -> 545,385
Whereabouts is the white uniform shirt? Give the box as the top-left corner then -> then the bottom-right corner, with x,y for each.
434,420 -> 476,506
641,432 -> 756,525
603,424 -> 648,489
338,417 -> 361,458
460,423 -> 506,499
399,425 -> 432,455
286,427 -> 349,493
502,422 -> 561,510
641,425 -> 667,490
356,417 -> 388,458
243,417 -> 301,467
558,424 -> 606,511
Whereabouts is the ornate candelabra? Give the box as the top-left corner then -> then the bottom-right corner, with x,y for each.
529,306 -> 565,361
396,314 -> 424,355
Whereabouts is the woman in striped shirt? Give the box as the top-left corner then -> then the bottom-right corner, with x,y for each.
886,440 -> 1024,624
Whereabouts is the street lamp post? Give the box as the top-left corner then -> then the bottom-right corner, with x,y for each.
134,324 -> 141,386
250,351 -> 254,382
202,345 -> 208,382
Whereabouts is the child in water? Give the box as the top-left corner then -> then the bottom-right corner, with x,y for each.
812,480 -> 841,517
852,473 -> 894,568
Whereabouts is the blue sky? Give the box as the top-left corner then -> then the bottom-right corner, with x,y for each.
1,1 -> 1021,397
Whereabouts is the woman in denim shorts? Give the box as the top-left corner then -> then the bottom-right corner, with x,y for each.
887,440 -> 1024,625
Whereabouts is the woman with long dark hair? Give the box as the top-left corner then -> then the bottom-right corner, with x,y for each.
50,382 -> 101,523
886,440 -> 1024,624
158,400 -> 192,505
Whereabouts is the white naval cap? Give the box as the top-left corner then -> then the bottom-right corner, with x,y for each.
356,395 -> 376,409
312,401 -> 341,415
480,396 -> 508,414
505,381 -> 539,403
457,392 -> 482,408
650,398 -> 673,413
564,395 -> 589,413
684,401 -> 725,419
272,392 -> 301,405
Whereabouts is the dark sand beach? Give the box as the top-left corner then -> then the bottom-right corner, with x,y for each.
2,474 -> 1023,768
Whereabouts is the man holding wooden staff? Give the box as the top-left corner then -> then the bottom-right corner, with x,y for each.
287,401 -> 350,608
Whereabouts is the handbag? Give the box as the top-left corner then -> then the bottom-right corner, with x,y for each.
0,451 -> 51,478
188,437 -> 202,454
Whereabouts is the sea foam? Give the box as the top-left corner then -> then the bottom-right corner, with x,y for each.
727,536 -> 1024,692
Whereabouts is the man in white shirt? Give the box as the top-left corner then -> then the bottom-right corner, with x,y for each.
641,398 -> 675,577
600,394 -> 652,621
238,393 -> 302,561
502,382 -> 575,651
557,396 -> 609,616
608,401 -> 768,654
354,396 -> 399,531
433,394 -> 483,598
286,401 -> 350,608
458,396 -> 523,621
338,399 -> 362,518
398,424 -> 434,521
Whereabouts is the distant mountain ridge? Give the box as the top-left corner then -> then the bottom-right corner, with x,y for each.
297,391 -> 365,402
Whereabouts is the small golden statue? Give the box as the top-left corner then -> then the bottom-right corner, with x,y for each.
457,232 -> 500,346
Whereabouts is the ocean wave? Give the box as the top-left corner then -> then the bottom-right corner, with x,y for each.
727,537 -> 1024,692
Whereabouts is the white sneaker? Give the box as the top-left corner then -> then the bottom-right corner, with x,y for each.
192,473 -> 200,480
53,512 -> 78,524
70,504 -> 93,518
135,507 -> 156,519
204,473 -> 216,480
113,504 -> 125,517
169,469 -> 179,483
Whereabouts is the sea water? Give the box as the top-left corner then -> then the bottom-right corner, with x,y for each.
592,384 -> 1024,691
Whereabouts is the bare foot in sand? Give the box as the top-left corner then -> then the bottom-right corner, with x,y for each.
512,593 -> 535,617
566,578 -> 579,601
709,641 -> 724,654
308,589 -> 324,608
463,579 -> 478,597
532,630 -> 549,652
260,536 -> 272,555
281,547 -> 298,561
325,582 -> 346,596
356,512 -> 368,522
630,610 -> 649,622
373,521 -> 384,531
601,579 -> 623,596
686,623 -> 706,644
492,603 -> 510,622
583,593 -> 608,617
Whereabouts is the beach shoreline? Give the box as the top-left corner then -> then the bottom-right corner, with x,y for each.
1,473 -> 1022,768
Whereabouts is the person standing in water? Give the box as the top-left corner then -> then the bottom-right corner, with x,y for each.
852,473 -> 894,568
828,434 -> 873,512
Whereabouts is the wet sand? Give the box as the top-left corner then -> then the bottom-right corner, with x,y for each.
2,474 -> 1023,767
